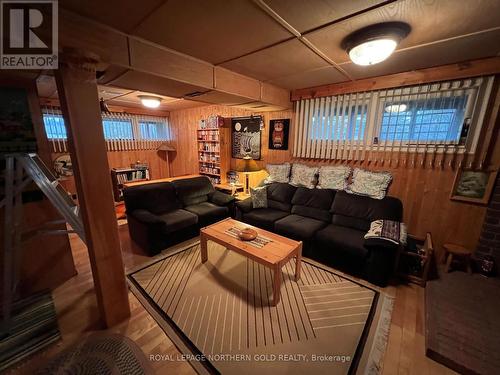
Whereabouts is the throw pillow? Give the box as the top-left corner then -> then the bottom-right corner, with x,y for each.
317,165 -> 351,190
250,186 -> 268,208
347,168 -> 392,199
289,163 -> 319,189
364,220 -> 407,249
263,163 -> 291,184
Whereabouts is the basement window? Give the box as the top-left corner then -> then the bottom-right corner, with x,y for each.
139,120 -> 169,140
102,118 -> 133,140
311,104 -> 368,141
43,114 -> 67,139
378,92 -> 471,144
293,76 -> 494,159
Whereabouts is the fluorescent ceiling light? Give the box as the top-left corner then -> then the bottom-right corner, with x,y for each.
138,95 -> 162,108
342,22 -> 411,66
385,103 -> 408,113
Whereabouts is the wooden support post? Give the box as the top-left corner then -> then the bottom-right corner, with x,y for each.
54,48 -> 130,327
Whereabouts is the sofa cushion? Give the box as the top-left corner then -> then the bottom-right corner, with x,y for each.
331,191 -> 403,231
209,190 -> 235,206
184,202 -> 228,226
317,165 -> 351,190
266,182 -> 297,212
243,208 -> 289,231
158,209 -> 198,234
173,176 -> 215,206
275,214 -> 327,241
291,187 -> 335,222
347,168 -> 392,200
315,224 -> 369,260
289,163 -> 319,189
123,182 -> 180,215
250,186 -> 268,208
264,163 -> 291,184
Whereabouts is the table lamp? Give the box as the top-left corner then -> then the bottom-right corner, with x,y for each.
235,155 -> 261,195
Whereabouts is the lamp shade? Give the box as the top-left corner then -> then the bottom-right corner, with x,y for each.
235,155 -> 260,173
157,142 -> 176,152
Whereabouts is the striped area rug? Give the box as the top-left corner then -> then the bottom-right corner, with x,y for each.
128,241 -> 387,375
0,292 -> 60,372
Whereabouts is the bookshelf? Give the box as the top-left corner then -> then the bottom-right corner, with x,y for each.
111,165 -> 150,201
197,115 -> 230,184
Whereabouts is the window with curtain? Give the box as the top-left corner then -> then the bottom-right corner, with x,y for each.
43,113 -> 67,139
41,108 -> 170,151
311,103 -> 368,141
293,76 -> 493,160
139,120 -> 169,140
102,118 -> 133,139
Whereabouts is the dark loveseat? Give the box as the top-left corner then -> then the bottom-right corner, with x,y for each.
235,183 -> 402,286
124,176 -> 235,255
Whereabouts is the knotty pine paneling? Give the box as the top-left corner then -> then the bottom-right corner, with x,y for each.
168,104 -> 294,177
52,149 -> 170,196
106,149 -> 170,179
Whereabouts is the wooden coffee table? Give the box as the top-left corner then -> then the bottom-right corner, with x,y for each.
200,218 -> 302,305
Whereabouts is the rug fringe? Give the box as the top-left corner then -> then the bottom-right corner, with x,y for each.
363,294 -> 395,375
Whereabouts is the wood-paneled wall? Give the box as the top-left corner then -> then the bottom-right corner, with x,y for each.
52,149 -> 170,196
168,104 -> 294,177
169,103 -> 499,256
106,150 -> 170,179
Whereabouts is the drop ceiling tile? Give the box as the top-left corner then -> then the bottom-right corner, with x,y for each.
132,0 -> 294,64
60,0 -> 165,33
305,0 -> 500,64
221,39 -> 330,81
268,66 -> 348,89
340,28 -> 500,79
264,0 -> 386,33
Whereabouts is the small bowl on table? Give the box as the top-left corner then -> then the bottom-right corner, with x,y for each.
238,227 -> 257,241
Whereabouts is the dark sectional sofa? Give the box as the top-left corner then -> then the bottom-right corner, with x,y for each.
123,176 -> 235,255
235,183 -> 403,286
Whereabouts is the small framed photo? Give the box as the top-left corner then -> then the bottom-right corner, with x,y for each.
269,119 -> 290,150
450,169 -> 498,204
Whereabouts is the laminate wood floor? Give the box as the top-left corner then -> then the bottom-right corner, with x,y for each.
10,224 -> 457,375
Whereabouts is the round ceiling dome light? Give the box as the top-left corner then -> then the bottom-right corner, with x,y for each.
341,22 -> 411,66
138,95 -> 162,108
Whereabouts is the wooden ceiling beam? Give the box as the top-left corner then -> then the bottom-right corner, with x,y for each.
291,57 -> 500,101
57,9 -> 291,109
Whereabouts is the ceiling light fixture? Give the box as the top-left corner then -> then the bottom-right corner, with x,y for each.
138,95 -> 162,108
341,22 -> 411,66
385,103 -> 408,113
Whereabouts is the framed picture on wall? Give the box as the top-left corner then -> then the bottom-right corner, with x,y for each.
231,116 -> 262,160
450,168 -> 498,204
268,119 -> 290,150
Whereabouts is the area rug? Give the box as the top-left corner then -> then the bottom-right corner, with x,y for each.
37,333 -> 150,374
128,241 -> 394,375
0,292 -> 60,372
426,269 -> 500,374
